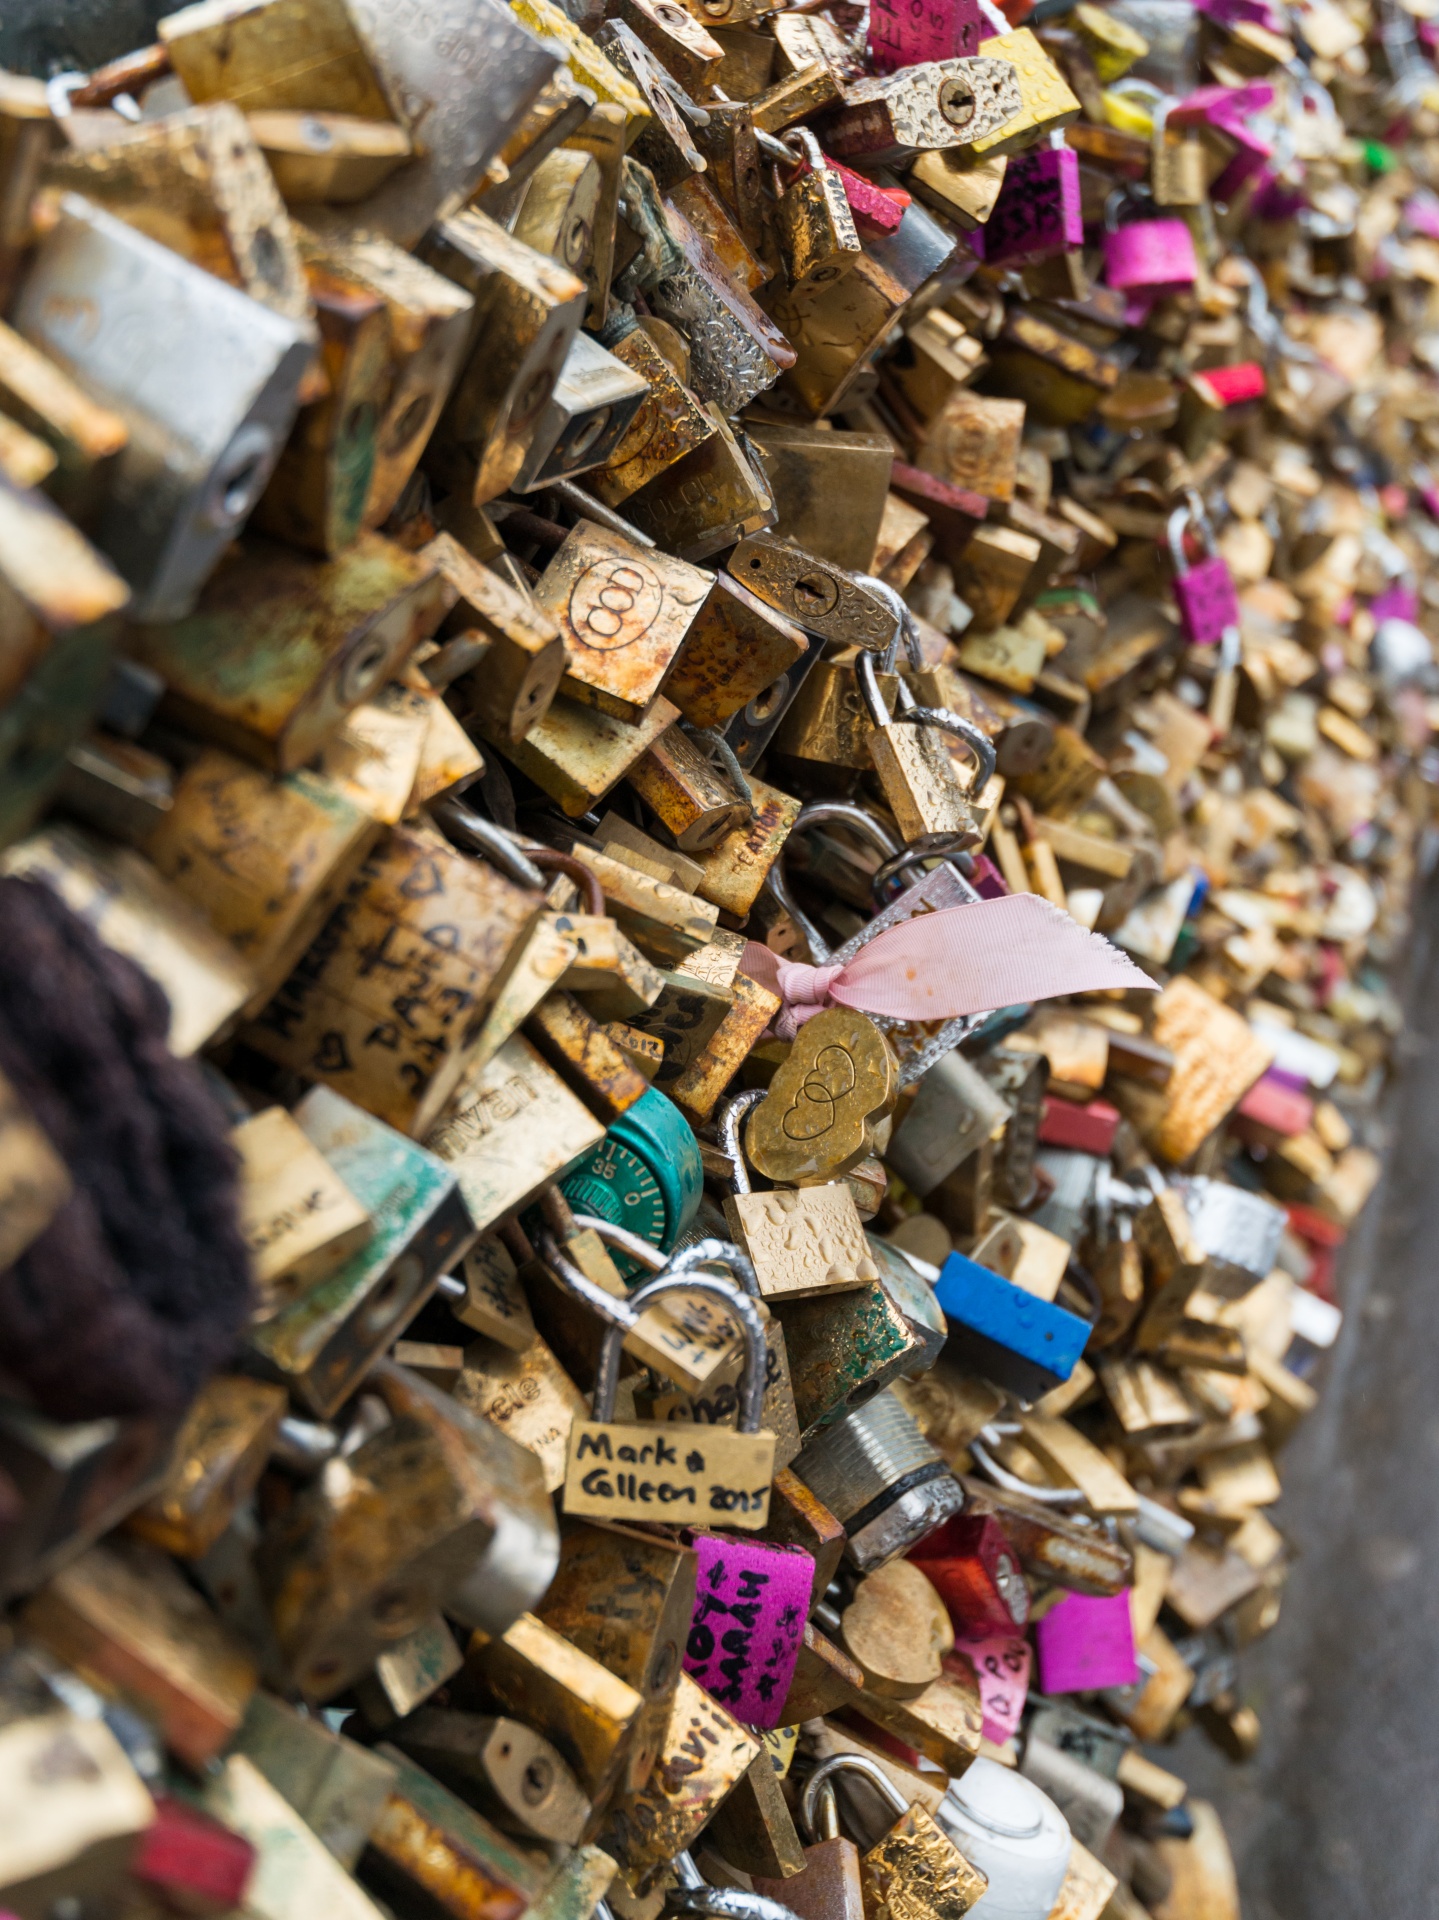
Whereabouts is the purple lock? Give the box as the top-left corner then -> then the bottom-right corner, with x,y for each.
1034,1592 -> 1138,1694
1169,83 -> 1274,201
970,146 -> 1082,266
1167,493 -> 1240,647
867,0 -> 982,73
1102,215 -> 1198,294
682,1532 -> 812,1728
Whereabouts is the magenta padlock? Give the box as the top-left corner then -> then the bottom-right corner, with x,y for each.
971,142 -> 1081,266
868,0 -> 983,73
682,1531 -> 812,1727
1169,82 -> 1274,201
1167,492 -> 1240,648
1102,192 -> 1198,294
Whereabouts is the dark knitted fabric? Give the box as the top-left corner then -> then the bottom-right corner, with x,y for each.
0,875 -> 253,1420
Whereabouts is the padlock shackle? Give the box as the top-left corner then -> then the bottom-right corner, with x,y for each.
671,1853 -> 803,1920
893,684 -> 998,788
872,842 -> 981,909
536,1229 -> 639,1332
570,1213 -> 668,1274
591,1271 -> 769,1429
853,572 -> 921,672
782,126 -> 825,174
1166,488 -> 1220,576
666,1236 -> 762,1298
430,797 -> 549,892
800,1753 -> 911,1839
971,1427 -> 1088,1505
717,1087 -> 767,1195
765,800 -> 902,965
856,648 -> 894,730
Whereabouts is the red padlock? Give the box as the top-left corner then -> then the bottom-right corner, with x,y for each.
908,1513 -> 1029,1636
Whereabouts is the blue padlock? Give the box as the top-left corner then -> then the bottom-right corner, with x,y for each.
934,1251 -> 1090,1402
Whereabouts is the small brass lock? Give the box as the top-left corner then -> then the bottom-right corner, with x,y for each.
799,1753 -> 988,1920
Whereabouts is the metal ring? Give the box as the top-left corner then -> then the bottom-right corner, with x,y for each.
592,1272 -> 768,1427
800,1754 -> 909,1839
667,1236 -> 761,1298
528,849 -> 606,916
716,1088 -> 767,1196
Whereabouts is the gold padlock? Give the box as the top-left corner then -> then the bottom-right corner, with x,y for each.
855,643 -> 993,850
773,129 -> 863,305
797,1754 -> 988,1920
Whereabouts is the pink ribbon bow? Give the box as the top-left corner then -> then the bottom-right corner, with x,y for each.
742,892 -> 1156,1041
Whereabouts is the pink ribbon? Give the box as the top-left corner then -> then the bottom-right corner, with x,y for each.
743,892 -> 1157,1040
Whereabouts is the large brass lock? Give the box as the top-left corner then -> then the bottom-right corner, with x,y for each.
562,1264 -> 777,1529
855,642 -> 994,851
773,128 -> 864,305
798,1753 -> 988,1920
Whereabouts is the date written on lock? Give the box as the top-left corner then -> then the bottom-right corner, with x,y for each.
563,1423 -> 775,1528
564,1262 -> 775,1527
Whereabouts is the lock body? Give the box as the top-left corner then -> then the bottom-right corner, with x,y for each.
792,1388 -> 965,1570
559,1084 -> 704,1274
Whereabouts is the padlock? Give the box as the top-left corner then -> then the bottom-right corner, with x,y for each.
1165,489 -> 1241,730
819,59 -> 1024,168
934,1762 -> 1072,1920
791,1388 -> 964,1569
0,1707 -> 156,1920
510,331 -> 651,494
512,146 -> 603,280
773,129 -> 864,305
909,1513 -> 1031,1635
1149,96 -> 1206,206
742,1006 -> 898,1185
555,1081 -> 704,1274
0,317 -> 127,528
458,1608 -> 646,1816
588,316 -> 716,505
856,647 -> 991,851
867,0 -> 982,73
394,1709 -> 591,1845
794,1754 -> 988,1920
247,109 -> 413,204
23,1536 -> 258,1766
752,1749 -> 867,1920
652,207 -> 798,415
247,1087 -> 476,1414
127,1376 -> 288,1561
420,533 -> 567,745
245,824 -> 543,1135
537,1518 -> 697,1777
622,403 -> 778,559
13,193 -> 314,621
563,1269 -> 775,1530
258,1360 -> 558,1704
422,208 -> 587,505
970,141 -> 1082,266
232,1691 -> 399,1870
1100,192 -> 1199,295
597,20 -> 709,192
127,534 -> 452,775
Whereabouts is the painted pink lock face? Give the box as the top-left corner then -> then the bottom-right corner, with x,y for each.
1102,218 -> 1199,292
970,147 -> 1082,266
1175,554 -> 1240,646
682,1532 -> 813,1727
867,0 -> 982,72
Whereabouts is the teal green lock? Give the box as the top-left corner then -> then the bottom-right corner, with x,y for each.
559,1087 -> 703,1280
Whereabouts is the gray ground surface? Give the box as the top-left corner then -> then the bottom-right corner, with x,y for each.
1164,873 -> 1439,1917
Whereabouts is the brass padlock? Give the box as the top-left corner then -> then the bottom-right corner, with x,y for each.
820,59 -> 1025,167
127,1375 -> 288,1561
258,1360 -> 558,1702
420,532 -> 567,745
856,647 -> 992,850
588,316 -> 716,505
393,1710 -> 592,1844
1150,97 -> 1206,206
719,1089 -> 882,1301
797,1754 -> 988,1920
535,1519 -> 697,1795
773,129 -> 864,305
564,1266 -> 776,1530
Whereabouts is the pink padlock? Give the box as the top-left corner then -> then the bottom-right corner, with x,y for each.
1102,203 -> 1198,295
682,1530 -> 812,1728
827,156 -> 911,239
867,0 -> 983,73
971,143 -> 1082,265
1167,490 -> 1240,647
1169,83 -> 1274,200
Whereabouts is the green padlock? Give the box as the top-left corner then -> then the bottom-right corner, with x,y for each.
559,1086 -> 703,1280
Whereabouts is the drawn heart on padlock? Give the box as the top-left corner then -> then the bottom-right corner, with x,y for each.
745,1007 -> 898,1184
782,1043 -> 858,1140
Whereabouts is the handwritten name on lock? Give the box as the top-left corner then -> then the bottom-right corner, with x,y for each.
563,1422 -> 776,1529
682,1534 -> 812,1728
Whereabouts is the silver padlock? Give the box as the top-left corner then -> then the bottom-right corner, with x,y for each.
790,1388 -> 964,1571
13,194 -> 314,620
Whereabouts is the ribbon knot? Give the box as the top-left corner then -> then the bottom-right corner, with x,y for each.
767,961 -> 845,1040
741,893 -> 1159,1040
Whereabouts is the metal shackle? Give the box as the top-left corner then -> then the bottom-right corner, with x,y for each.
666,1236 -> 762,1299
853,571 -> 922,673
570,1212 -> 667,1276
856,650 -> 998,790
1166,487 -> 1221,576
591,1269 -> 769,1430
766,797 -> 901,963
800,1753 -> 911,1840
537,1228 -> 639,1333
717,1087 -> 768,1195
670,1852 -> 802,1920
783,125 -> 826,176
